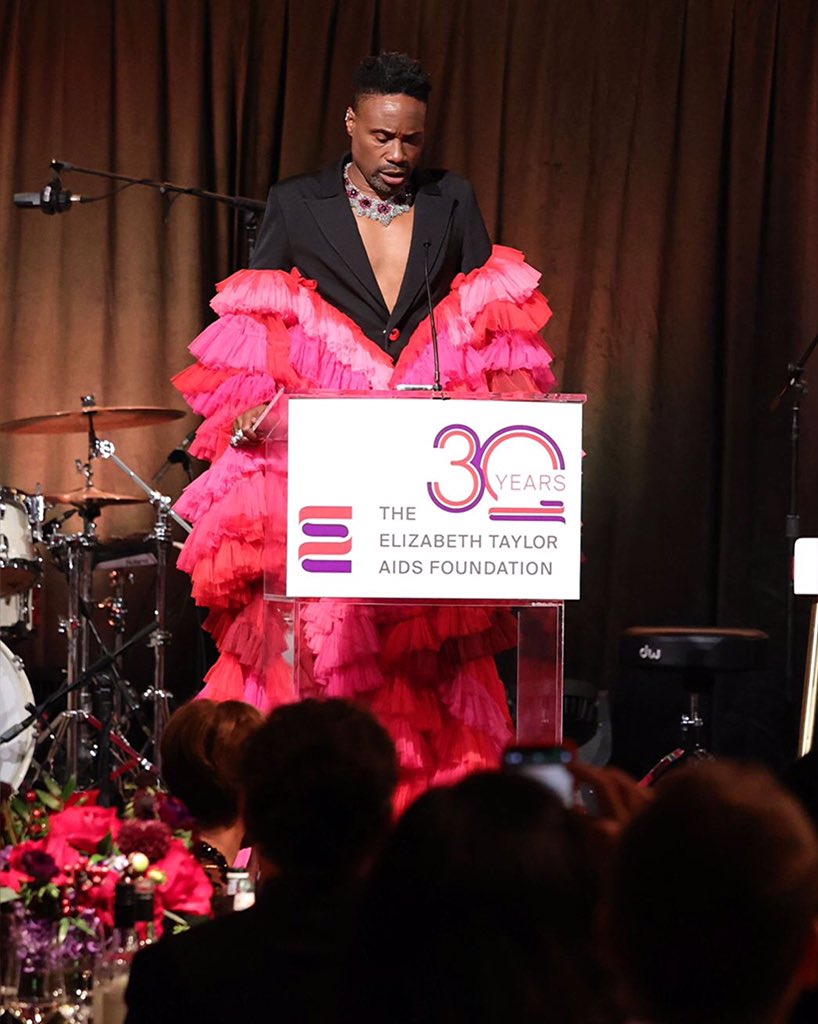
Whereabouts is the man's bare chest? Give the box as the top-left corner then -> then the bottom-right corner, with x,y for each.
354,208 -> 415,313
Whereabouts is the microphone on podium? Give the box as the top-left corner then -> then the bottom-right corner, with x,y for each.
395,240 -> 446,396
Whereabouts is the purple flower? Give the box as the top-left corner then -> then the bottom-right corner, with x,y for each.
157,796 -> 194,832
60,910 -> 102,964
360,196 -> 372,208
20,849 -> 58,885
13,913 -> 56,973
0,844 -> 12,871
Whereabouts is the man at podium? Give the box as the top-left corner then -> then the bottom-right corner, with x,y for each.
172,52 -> 557,808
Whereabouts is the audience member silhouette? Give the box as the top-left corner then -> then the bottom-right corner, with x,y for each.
609,761 -> 818,1024
126,698 -> 398,1024
338,770 -> 614,1024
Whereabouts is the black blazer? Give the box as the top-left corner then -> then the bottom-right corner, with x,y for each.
124,879 -> 358,1024
250,156 -> 492,359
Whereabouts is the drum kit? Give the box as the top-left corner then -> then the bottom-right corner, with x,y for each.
0,394 -> 193,795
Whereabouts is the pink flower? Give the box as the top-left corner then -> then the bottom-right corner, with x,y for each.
86,869 -> 119,931
153,840 -> 213,922
41,806 -> 118,873
0,864 -> 28,891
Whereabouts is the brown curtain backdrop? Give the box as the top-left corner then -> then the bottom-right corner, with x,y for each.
3,0 -> 818,732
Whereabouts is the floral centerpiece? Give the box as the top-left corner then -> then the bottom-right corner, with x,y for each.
0,776 -> 212,986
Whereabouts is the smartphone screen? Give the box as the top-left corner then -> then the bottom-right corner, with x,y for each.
501,746 -> 574,806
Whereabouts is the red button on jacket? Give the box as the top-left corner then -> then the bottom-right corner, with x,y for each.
388,328 -> 400,342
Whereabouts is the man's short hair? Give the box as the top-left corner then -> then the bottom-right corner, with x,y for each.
241,698 -> 398,880
610,762 -> 818,1024
352,52 -> 431,107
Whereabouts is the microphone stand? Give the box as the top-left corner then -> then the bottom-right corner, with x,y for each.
0,614 -> 159,753
49,159 -> 266,213
396,242 -> 447,396
769,331 -> 818,706
48,159 -> 267,259
153,426 -> 199,484
423,241 -> 443,394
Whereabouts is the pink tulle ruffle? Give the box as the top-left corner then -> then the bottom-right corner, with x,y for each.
174,245 -> 556,791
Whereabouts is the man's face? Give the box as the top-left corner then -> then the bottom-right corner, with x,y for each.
346,93 -> 426,198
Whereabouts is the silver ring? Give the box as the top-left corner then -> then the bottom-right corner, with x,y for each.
229,428 -> 245,448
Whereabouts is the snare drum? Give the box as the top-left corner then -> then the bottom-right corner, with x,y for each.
0,640 -> 35,791
0,487 -> 41,598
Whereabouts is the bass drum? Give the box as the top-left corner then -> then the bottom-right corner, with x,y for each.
0,641 -> 35,791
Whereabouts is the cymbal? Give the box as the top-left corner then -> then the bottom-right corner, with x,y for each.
45,485 -> 146,509
0,405 -> 186,435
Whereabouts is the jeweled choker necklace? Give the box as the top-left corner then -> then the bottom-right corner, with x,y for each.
344,163 -> 414,226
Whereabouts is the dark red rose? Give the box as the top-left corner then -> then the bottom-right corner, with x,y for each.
20,849 -> 58,885
118,820 -> 172,863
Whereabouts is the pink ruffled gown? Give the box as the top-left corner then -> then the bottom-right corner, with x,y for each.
173,246 -> 556,809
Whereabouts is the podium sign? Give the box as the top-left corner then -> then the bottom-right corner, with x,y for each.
285,395 -> 583,600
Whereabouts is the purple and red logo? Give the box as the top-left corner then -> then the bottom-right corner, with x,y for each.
298,506 -> 352,573
428,423 -> 567,522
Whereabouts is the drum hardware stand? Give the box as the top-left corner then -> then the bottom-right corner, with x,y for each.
78,590 -> 151,740
97,570 -> 139,726
47,540 -> 150,787
93,437 -> 192,773
0,619 -> 160,789
53,516 -> 98,779
45,396 -> 145,781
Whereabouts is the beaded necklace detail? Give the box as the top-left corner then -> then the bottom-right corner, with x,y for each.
344,163 -> 414,226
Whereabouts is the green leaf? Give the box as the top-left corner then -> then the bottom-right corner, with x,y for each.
41,774 -> 63,800
58,917 -> 70,943
87,854 -> 105,866
34,790 -> 62,811
61,777 -> 77,802
0,887 -> 18,904
11,796 -> 28,818
96,832 -> 114,857
163,909 -> 190,934
1,801 -> 19,846
72,918 -> 98,937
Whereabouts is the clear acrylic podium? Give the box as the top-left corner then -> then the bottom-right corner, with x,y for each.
261,389 -> 584,746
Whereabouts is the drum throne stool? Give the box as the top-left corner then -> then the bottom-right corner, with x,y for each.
620,626 -> 769,782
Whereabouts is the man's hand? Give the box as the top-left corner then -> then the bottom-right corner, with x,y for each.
230,404 -> 269,447
569,760 -> 653,843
